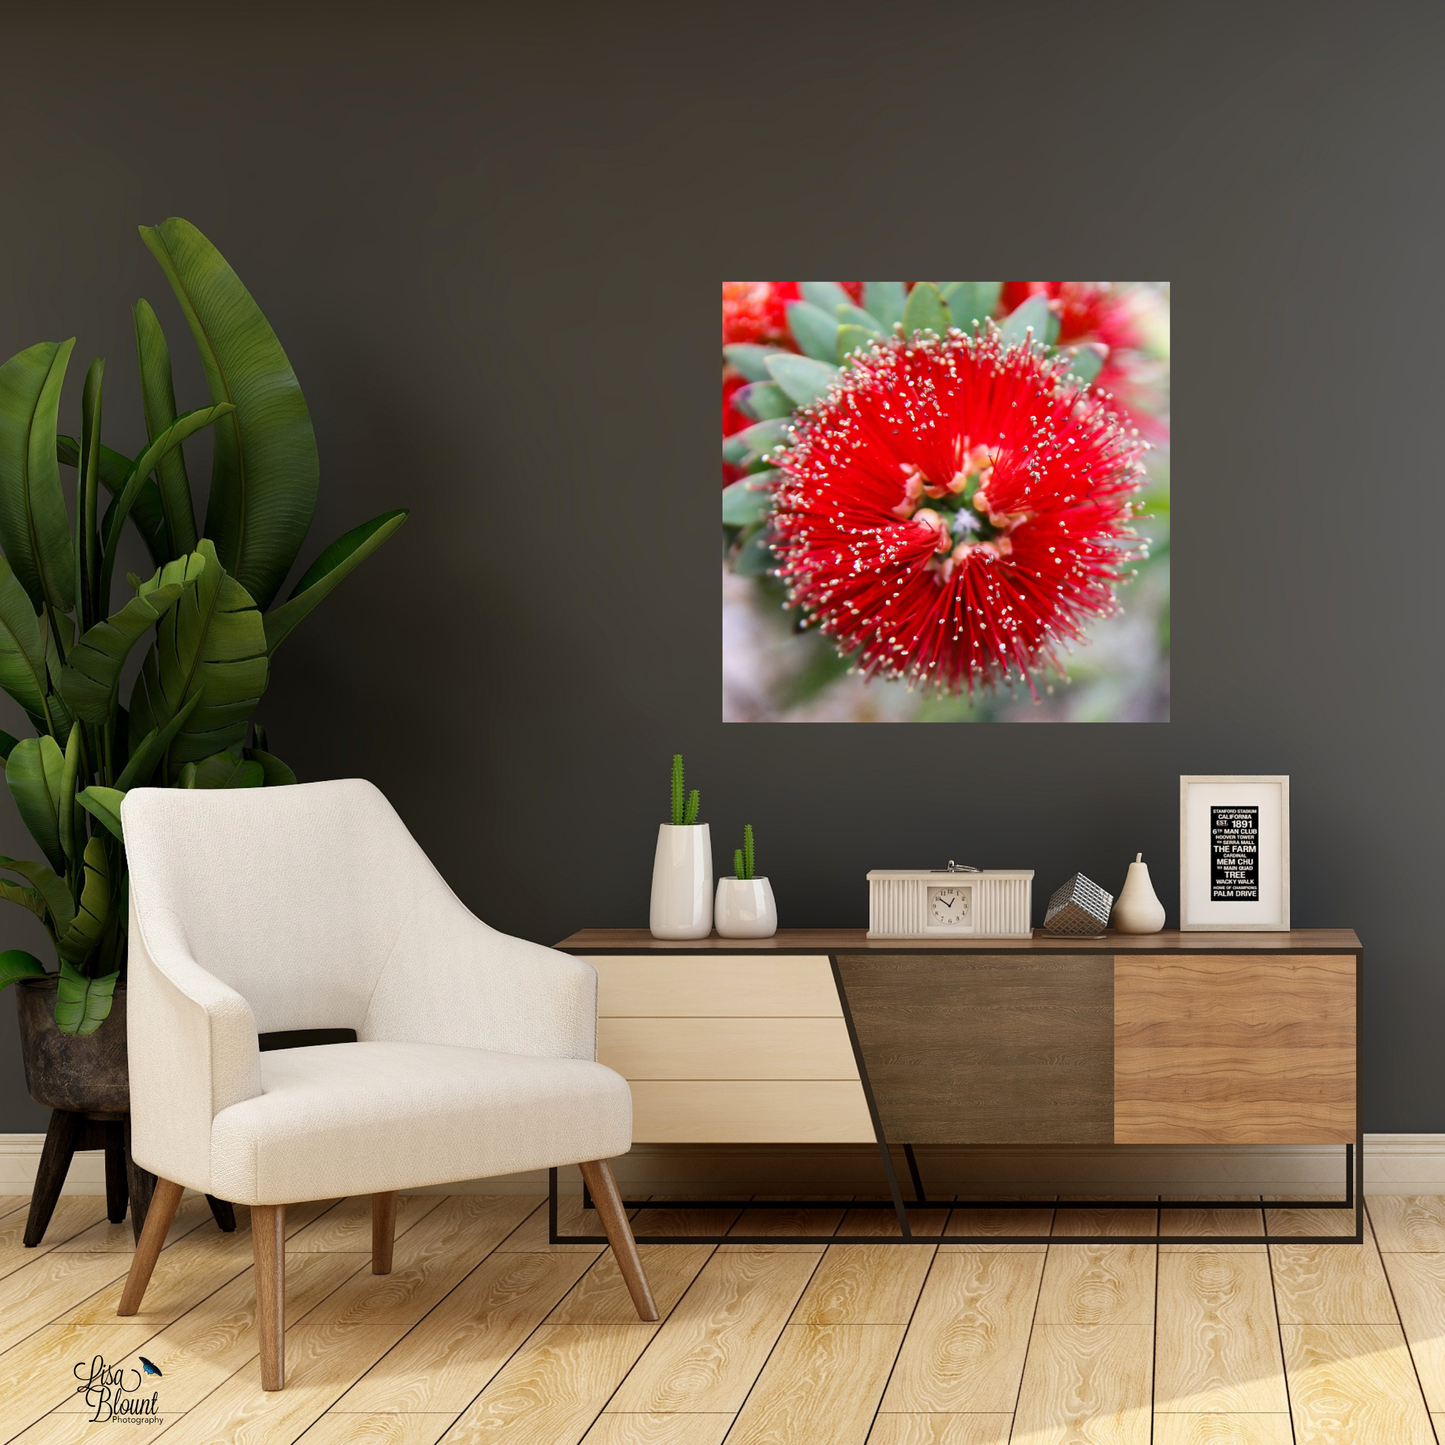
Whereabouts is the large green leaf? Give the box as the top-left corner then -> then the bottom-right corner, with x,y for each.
6,737 -> 66,873
57,720 -> 81,870
263,510 -> 407,655
0,341 -> 77,612
128,540 -> 267,774
0,885 -> 46,922
0,948 -> 47,988
77,786 -> 125,842
764,354 -> 837,407
54,959 -> 117,1035
133,299 -> 198,555
902,282 -> 950,338
114,692 -> 201,791
0,855 -> 73,931
181,749 -> 264,789
246,747 -> 296,786
58,554 -> 200,724
98,405 -> 233,607
56,838 -> 111,966
0,555 -> 52,728
58,438 -> 169,569
722,418 -> 789,467
76,359 -> 103,631
835,302 -> 884,335
139,217 -> 320,611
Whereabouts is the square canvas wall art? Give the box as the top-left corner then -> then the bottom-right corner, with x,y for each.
722,282 -> 1170,722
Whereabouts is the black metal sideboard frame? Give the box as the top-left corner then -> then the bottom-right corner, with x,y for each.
551,942 -> 1364,1247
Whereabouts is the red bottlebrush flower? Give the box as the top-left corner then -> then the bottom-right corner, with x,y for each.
723,282 -> 801,346
769,329 -> 1148,697
723,282 -> 865,346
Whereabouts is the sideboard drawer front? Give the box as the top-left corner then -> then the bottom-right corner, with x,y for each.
583,956 -> 841,1017
629,1080 -> 874,1143
1114,955 -> 1356,1144
599,1017 -> 859,1080
836,954 -> 1114,1144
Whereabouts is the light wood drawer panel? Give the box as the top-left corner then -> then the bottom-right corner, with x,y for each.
629,1080 -> 875,1143
599,1017 -> 859,1080
583,955 -> 841,1017
1114,955 -> 1356,1144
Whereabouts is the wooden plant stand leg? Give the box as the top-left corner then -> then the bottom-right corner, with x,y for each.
123,1118 -> 157,1244
578,1159 -> 657,1321
24,1109 -> 83,1247
253,1203 -> 286,1390
372,1191 -> 397,1275
117,1178 -> 184,1315
206,1196 -> 237,1232
103,1121 -> 129,1225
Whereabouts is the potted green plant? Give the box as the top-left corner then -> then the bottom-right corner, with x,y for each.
715,824 -> 777,938
0,218 -> 407,1121
649,754 -> 711,938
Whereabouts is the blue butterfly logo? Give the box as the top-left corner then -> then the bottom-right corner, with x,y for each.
138,1357 -> 162,1378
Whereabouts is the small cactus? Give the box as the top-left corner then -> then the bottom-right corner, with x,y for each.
669,754 -> 701,827
734,823 -> 756,880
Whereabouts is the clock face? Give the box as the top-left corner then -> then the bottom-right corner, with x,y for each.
927,885 -> 973,928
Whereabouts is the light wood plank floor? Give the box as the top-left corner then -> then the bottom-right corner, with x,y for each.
1,1192 -> 1440,1443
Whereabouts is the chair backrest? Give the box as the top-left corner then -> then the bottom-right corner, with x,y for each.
123,779 -> 445,1034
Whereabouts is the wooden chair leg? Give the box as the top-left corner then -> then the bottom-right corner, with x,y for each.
578,1159 -> 658,1321
253,1203 -> 286,1390
372,1191 -> 397,1275
117,1178 -> 184,1315
103,1122 -> 129,1225
24,1109 -> 81,1247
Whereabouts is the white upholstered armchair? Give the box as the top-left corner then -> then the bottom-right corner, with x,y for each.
116,779 -> 655,1389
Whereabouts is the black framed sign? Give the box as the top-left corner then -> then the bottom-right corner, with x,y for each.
1179,775 -> 1289,930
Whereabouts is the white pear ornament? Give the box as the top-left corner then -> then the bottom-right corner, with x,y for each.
1112,853 -> 1166,934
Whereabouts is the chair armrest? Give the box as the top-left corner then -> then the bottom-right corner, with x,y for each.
127,897 -> 261,1193
362,886 -> 598,1059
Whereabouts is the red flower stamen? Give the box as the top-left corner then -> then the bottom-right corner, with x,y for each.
769,327 -> 1149,698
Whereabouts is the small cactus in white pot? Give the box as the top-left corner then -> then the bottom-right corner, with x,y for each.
649,755 -> 712,939
715,824 -> 777,939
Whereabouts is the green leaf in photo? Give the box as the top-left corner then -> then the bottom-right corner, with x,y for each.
54,960 -> 118,1035
723,344 -> 789,382
1000,294 -> 1059,347
764,354 -> 838,406
902,282 -> 950,338
785,302 -> 840,364
863,282 -> 907,330
722,476 -> 777,528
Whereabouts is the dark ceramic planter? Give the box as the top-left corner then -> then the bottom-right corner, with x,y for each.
14,976 -> 128,1113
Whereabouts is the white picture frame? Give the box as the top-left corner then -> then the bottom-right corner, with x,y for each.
1179,775 -> 1290,931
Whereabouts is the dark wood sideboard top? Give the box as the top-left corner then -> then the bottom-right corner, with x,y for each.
557,928 -> 1361,955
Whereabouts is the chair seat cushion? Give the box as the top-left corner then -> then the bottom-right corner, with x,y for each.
209,1040 -> 632,1204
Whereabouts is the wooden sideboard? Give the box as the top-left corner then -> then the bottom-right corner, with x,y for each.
556,929 -> 1362,1244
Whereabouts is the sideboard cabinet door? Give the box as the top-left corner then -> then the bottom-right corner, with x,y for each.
835,954 -> 1114,1144
1113,955 -> 1356,1144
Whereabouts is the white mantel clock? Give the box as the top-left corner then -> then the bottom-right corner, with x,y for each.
867,864 -> 1035,939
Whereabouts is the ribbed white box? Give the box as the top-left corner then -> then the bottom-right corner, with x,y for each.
866,869 -> 1035,939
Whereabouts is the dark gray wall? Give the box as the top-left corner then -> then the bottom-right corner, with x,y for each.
0,2 -> 1439,1132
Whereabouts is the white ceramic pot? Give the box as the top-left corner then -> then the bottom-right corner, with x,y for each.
1112,853 -> 1166,933
649,824 -> 713,939
714,876 -> 777,939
